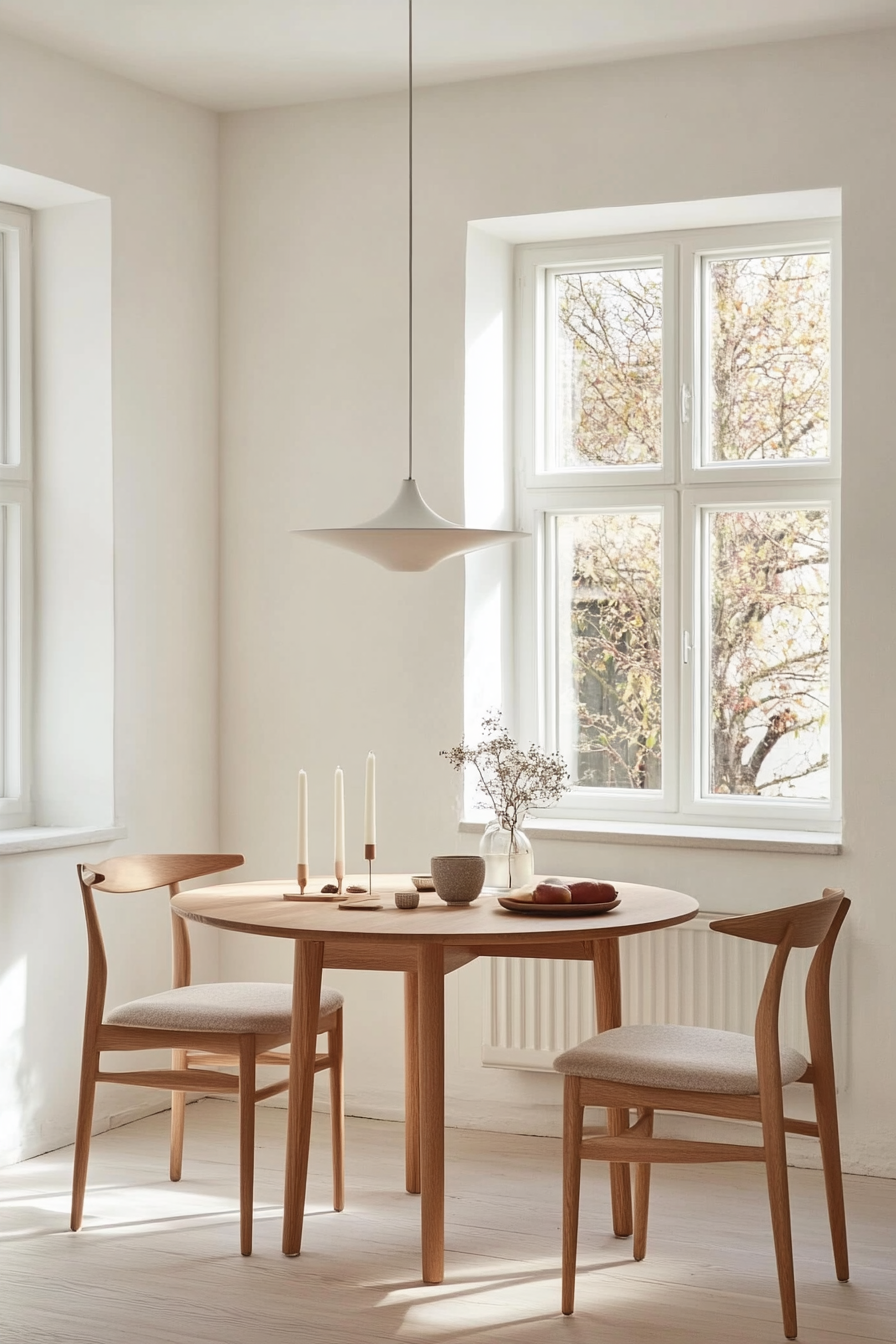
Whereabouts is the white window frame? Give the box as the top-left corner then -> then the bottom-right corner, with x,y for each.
0,203 -> 33,827
515,219 -> 840,835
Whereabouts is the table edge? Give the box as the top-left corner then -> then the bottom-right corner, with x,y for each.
171,900 -> 700,945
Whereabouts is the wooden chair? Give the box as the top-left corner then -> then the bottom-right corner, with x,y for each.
71,854 -> 345,1255
555,888 -> 849,1339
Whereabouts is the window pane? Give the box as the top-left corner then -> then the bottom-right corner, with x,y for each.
708,508 -> 830,799
554,267 -> 662,469
557,512 -> 662,789
708,252 -> 830,463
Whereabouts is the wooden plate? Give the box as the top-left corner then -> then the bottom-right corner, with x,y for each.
497,896 -> 621,917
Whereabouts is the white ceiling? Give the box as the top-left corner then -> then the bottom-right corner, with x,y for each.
0,0 -> 894,111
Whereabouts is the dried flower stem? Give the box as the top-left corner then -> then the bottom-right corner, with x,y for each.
441,713 -> 570,880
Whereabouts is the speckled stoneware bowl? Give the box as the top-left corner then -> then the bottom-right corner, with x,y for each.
430,855 -> 486,905
394,889 -> 420,909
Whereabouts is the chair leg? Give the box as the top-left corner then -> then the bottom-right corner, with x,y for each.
762,1093 -> 798,1339
170,1049 -> 187,1182
633,1108 -> 653,1262
328,1009 -> 345,1212
561,1076 -> 584,1316
813,1074 -> 849,1281
606,1104 -> 633,1237
238,1036 -> 257,1256
70,1045 -> 99,1231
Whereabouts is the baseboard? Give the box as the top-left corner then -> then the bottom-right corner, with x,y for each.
275,1092 -> 896,1180
0,1094 -> 195,1169
6,1092 -> 893,1182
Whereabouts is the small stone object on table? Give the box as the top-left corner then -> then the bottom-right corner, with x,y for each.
394,889 -> 420,909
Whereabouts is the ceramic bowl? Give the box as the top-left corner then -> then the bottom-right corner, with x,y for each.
430,855 -> 486,905
411,874 -> 435,892
394,889 -> 420,909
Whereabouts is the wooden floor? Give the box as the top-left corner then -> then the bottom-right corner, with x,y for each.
1,1100 -> 894,1343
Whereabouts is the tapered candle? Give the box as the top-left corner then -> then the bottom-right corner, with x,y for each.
334,766 -> 345,892
364,751 -> 376,859
297,769 -> 308,892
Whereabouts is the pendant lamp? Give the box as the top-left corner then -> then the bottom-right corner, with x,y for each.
294,0 -> 527,573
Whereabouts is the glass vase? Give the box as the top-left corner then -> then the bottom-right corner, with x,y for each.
479,818 -> 534,890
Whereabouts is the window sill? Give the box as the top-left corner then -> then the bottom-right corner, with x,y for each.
458,817 -> 841,855
0,824 -> 127,855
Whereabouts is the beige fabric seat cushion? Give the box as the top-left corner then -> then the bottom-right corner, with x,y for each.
554,1024 -> 808,1095
105,982 -> 343,1035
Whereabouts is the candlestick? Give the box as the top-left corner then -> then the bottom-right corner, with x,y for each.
334,766 -> 345,895
297,770 -> 308,892
364,751 -> 376,848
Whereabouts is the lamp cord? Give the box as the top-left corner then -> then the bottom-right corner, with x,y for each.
407,0 -> 414,482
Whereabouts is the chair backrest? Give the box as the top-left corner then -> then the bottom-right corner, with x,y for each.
82,853 -> 244,893
710,888 -> 849,1089
77,854 -> 244,1027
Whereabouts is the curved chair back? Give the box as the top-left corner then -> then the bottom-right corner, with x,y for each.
710,888 -> 849,1089
709,888 -> 847,949
83,853 -> 244,893
77,854 -> 245,1023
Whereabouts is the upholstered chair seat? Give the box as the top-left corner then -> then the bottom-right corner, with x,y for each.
106,982 -> 344,1035
554,1024 -> 808,1095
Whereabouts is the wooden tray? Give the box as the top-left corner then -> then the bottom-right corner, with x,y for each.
497,896 -> 621,917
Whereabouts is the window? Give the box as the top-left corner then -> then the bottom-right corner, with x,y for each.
516,221 -> 839,832
0,203 -> 32,828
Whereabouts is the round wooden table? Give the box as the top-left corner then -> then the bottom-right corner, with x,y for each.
171,876 -> 698,1283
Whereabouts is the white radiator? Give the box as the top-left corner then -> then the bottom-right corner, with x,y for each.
482,912 -> 848,1074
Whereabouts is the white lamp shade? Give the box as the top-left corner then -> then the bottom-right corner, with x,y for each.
294,478 -> 528,572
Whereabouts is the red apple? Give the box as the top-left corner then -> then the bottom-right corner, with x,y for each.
533,882 -> 572,904
569,880 -> 618,904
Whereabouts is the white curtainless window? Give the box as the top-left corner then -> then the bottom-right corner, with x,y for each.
514,220 -> 840,834
0,203 -> 32,827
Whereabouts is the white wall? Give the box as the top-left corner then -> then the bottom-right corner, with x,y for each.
219,29 -> 896,1176
0,32 -> 219,1163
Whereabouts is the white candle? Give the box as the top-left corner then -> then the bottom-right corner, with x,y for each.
297,770 -> 308,867
364,752 -> 376,847
334,767 -> 345,867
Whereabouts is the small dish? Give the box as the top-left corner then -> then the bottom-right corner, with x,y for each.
497,896 -> 621,918
411,875 -> 435,891
394,889 -> 420,909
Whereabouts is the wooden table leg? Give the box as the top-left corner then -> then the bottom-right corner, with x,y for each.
404,970 -> 421,1195
282,938 -> 324,1256
592,937 -> 633,1238
417,945 -> 445,1284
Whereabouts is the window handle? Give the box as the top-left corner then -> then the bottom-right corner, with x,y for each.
681,384 -> 692,425
682,630 -> 692,665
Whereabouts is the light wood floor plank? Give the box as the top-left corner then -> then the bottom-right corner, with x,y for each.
0,1100 -> 893,1343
